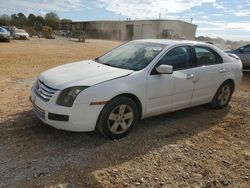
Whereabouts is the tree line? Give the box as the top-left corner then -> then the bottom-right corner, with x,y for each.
0,12 -> 71,30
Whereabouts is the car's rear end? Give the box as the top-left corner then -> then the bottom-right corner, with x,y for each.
225,52 -> 243,91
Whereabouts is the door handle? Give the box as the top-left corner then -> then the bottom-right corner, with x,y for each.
219,68 -> 226,73
186,74 -> 195,80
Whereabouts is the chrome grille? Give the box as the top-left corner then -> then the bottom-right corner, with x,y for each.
35,80 -> 58,102
33,103 -> 45,120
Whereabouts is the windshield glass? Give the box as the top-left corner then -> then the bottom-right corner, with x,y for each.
0,27 -> 8,32
16,29 -> 26,33
96,42 -> 166,71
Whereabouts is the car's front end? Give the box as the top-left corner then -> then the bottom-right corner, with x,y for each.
30,40 -> 167,135
30,60 -> 134,132
30,79 -> 104,132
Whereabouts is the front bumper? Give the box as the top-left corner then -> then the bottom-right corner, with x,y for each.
30,89 -> 103,132
15,35 -> 29,39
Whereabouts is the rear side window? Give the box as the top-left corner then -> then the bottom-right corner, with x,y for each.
157,46 -> 193,70
195,46 -> 223,66
243,46 -> 250,54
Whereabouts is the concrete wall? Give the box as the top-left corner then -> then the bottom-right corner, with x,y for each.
158,20 -> 197,40
58,20 -> 197,41
120,20 -> 197,40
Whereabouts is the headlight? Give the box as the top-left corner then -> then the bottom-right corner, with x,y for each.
56,86 -> 88,107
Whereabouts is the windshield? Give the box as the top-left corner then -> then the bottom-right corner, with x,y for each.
15,29 -> 26,33
96,42 -> 166,71
0,27 -> 8,32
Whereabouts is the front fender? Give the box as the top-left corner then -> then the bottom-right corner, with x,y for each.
74,71 -> 147,115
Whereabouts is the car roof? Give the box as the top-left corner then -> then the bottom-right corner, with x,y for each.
133,39 -> 235,63
133,39 -> 210,46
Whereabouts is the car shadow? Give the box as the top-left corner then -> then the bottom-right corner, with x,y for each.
0,104 -> 231,187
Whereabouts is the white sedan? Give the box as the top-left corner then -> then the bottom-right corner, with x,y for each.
30,40 -> 242,139
13,29 -> 29,40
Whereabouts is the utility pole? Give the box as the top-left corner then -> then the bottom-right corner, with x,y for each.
191,17 -> 193,23
159,12 -> 161,20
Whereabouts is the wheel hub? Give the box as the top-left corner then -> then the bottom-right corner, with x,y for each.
108,104 -> 134,134
218,85 -> 231,106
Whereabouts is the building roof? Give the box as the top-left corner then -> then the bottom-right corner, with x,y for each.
133,39 -> 210,46
59,19 -> 197,27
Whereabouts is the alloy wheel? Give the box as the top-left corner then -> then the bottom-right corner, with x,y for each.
108,104 -> 134,134
218,85 -> 231,106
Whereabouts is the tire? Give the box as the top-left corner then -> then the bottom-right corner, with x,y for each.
97,96 -> 138,139
210,81 -> 234,109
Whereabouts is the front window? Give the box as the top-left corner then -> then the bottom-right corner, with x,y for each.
15,29 -> 26,33
157,46 -> 192,70
96,42 -> 166,71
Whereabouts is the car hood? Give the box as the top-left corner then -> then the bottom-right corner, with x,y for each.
16,32 -> 29,36
39,60 -> 133,90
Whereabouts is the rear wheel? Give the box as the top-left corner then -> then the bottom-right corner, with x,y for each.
210,81 -> 234,109
97,96 -> 138,139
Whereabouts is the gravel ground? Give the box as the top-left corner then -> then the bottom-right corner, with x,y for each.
0,37 -> 249,188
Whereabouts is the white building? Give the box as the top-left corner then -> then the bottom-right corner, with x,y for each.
58,20 -> 197,41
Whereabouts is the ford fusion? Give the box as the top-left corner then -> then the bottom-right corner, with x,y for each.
31,40 -> 242,139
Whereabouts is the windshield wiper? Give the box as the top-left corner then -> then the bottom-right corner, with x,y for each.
104,63 -> 115,67
94,58 -> 116,68
94,57 -> 100,63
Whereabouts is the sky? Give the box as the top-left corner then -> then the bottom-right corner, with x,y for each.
0,0 -> 250,41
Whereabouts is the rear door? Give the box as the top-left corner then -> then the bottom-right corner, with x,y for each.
191,46 -> 225,105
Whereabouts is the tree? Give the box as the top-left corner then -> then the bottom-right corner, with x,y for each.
11,13 -> 26,28
34,15 -> 45,31
44,12 -> 60,29
11,14 -> 18,26
17,13 -> 26,26
0,14 -> 11,26
27,14 -> 36,27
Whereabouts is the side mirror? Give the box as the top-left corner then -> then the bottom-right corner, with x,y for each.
156,65 -> 173,74
239,47 -> 244,53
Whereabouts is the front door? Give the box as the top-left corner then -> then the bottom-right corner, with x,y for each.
146,45 -> 196,116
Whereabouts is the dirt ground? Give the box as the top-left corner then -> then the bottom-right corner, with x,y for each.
0,37 -> 249,188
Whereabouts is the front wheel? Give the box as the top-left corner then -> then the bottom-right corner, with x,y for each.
210,81 -> 234,109
97,96 -> 138,139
